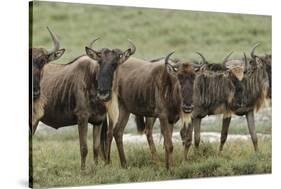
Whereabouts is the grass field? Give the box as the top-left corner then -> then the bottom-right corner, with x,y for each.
32,133 -> 271,188
30,1 -> 271,63
30,1 -> 272,188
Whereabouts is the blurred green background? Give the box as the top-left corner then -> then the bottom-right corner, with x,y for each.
30,1 -> 271,64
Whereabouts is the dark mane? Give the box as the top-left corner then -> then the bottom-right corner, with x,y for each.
240,65 -> 268,111
203,63 -> 228,72
193,71 -> 235,109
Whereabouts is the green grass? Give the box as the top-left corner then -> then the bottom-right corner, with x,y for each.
31,134 -> 271,188
30,1 -> 271,64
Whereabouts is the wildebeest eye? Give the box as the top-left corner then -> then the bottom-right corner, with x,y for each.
119,54 -> 123,59
173,67 -> 178,72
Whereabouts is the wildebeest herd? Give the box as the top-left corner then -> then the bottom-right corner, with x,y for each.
30,27 -> 271,171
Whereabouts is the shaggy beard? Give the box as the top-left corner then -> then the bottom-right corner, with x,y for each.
180,111 -> 192,126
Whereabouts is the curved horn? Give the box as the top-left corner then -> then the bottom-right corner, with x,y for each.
251,42 -> 260,58
243,52 -> 248,72
223,51 -> 233,64
195,52 -> 206,64
127,39 -> 136,55
46,26 -> 60,54
165,51 -> 175,64
88,37 -> 100,49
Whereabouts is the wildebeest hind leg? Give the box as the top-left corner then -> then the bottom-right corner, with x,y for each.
145,117 -> 159,161
113,110 -> 130,168
78,118 -> 88,170
93,124 -> 102,165
219,116 -> 231,151
246,111 -> 258,152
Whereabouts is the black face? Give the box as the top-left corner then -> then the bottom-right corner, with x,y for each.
86,43 -> 136,102
96,49 -> 123,101
31,49 -> 49,99
178,66 -> 196,113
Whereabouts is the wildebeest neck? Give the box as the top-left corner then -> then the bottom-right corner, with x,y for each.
158,65 -> 182,123
240,66 -> 269,111
193,71 -> 236,114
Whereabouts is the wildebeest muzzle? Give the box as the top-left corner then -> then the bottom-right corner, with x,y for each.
97,89 -> 112,102
33,88 -> 40,99
182,103 -> 194,113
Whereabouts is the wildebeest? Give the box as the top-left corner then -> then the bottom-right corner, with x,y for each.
104,52 -> 195,169
31,38 -> 136,170
29,27 -> 65,187
177,52 -> 245,159
134,57 -> 194,161
217,44 -> 271,152
30,27 -> 65,132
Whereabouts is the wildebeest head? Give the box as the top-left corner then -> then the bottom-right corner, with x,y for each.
247,43 -> 272,98
193,51 -> 233,72
31,27 -> 65,99
85,38 -> 136,102
164,52 -> 196,114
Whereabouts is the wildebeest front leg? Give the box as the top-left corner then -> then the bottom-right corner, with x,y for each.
78,117 -> 88,170
183,123 -> 193,161
114,110 -> 130,168
219,116 -> 232,151
159,118 -> 173,170
106,118 -> 114,164
246,111 -> 258,152
93,124 -> 102,165
145,117 -> 159,160
193,118 -> 202,148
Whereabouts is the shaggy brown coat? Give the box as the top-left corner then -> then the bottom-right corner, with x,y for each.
105,56 -> 195,169
218,51 -> 270,152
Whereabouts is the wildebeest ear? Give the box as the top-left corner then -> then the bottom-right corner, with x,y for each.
166,62 -> 179,76
48,48 -> 65,62
119,50 -> 132,65
164,51 -> 179,76
255,56 -> 263,67
85,46 -> 101,61
119,40 -> 136,64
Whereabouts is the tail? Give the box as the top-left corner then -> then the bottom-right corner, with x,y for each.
135,115 -> 145,133
100,119 -> 108,160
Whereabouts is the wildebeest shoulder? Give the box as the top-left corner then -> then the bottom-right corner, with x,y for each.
40,55 -> 106,128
